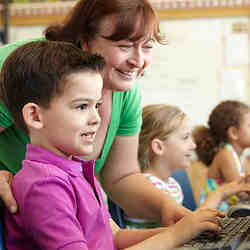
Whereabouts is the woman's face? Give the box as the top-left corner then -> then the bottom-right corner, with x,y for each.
81,15 -> 154,91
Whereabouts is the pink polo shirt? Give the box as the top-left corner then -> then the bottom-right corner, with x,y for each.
5,144 -> 117,250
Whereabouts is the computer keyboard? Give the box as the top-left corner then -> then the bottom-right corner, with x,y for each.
182,216 -> 250,250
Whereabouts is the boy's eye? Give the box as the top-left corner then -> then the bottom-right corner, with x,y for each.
76,104 -> 88,110
95,102 -> 102,109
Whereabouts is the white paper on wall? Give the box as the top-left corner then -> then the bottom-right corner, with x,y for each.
225,34 -> 248,66
220,69 -> 246,101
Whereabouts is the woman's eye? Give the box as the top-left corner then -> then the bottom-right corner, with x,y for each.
119,44 -> 132,49
144,44 -> 154,49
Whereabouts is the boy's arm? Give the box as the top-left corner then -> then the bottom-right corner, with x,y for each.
110,218 -> 174,250
110,209 -> 223,250
0,127 -> 5,133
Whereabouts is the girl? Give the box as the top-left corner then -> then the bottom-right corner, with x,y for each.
193,100 -> 250,209
124,104 -> 250,228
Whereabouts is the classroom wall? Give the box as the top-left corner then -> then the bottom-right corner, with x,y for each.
6,16 -> 249,126
138,16 -> 249,126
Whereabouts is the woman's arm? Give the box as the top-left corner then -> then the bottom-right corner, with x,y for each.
0,170 -> 16,212
101,134 -> 190,226
0,126 -> 5,133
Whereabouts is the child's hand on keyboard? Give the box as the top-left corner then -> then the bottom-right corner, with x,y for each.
170,208 -> 225,247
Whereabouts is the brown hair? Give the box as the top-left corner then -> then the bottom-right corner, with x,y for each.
193,100 -> 250,166
44,0 -> 166,46
0,41 -> 105,133
139,104 -> 186,171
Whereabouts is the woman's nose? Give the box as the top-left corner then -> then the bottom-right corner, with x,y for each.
128,49 -> 144,68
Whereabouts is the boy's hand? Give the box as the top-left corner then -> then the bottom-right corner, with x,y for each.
161,198 -> 192,226
0,171 -> 17,213
171,208 -> 224,246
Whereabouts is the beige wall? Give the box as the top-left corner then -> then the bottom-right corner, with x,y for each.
138,16 -> 249,126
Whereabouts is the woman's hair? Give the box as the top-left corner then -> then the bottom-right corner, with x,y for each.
0,41 -> 105,133
44,0 -> 166,46
139,104 -> 186,171
193,100 -> 250,166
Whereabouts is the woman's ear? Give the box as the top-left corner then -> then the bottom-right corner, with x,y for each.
22,103 -> 44,130
227,126 -> 239,141
151,138 -> 164,156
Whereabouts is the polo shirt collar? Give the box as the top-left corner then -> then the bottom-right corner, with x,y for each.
25,144 -> 95,177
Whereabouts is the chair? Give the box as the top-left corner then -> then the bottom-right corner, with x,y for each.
108,198 -> 126,228
0,206 -> 5,250
0,220 -> 5,250
171,169 -> 197,211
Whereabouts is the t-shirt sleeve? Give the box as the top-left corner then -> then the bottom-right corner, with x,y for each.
117,83 -> 142,136
0,44 -> 20,129
20,177 -> 88,250
0,101 -> 13,128
0,38 -> 45,129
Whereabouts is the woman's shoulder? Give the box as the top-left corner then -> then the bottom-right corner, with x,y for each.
0,37 -> 45,68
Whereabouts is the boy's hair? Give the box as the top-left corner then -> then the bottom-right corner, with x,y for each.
139,104 -> 186,171
0,41 -> 105,133
193,100 -> 250,166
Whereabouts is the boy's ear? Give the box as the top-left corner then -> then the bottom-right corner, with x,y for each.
151,138 -> 164,156
22,103 -> 44,130
227,126 -> 239,141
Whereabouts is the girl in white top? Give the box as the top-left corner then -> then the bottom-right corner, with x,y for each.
124,104 -> 250,229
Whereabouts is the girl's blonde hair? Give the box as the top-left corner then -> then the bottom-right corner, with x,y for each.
139,104 -> 186,171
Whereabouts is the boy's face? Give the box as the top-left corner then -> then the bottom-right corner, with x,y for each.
37,71 -> 103,158
161,117 -> 196,171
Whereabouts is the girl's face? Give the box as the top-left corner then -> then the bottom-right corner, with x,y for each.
161,117 -> 196,171
81,15 -> 154,91
235,112 -> 250,150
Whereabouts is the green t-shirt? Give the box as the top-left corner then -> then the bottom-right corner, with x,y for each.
0,38 -> 142,174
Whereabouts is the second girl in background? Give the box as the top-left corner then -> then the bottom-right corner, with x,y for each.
193,100 -> 250,209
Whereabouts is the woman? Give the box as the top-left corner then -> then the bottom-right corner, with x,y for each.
0,0 -> 189,225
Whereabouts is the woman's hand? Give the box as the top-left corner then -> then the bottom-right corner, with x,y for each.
0,170 -> 17,213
